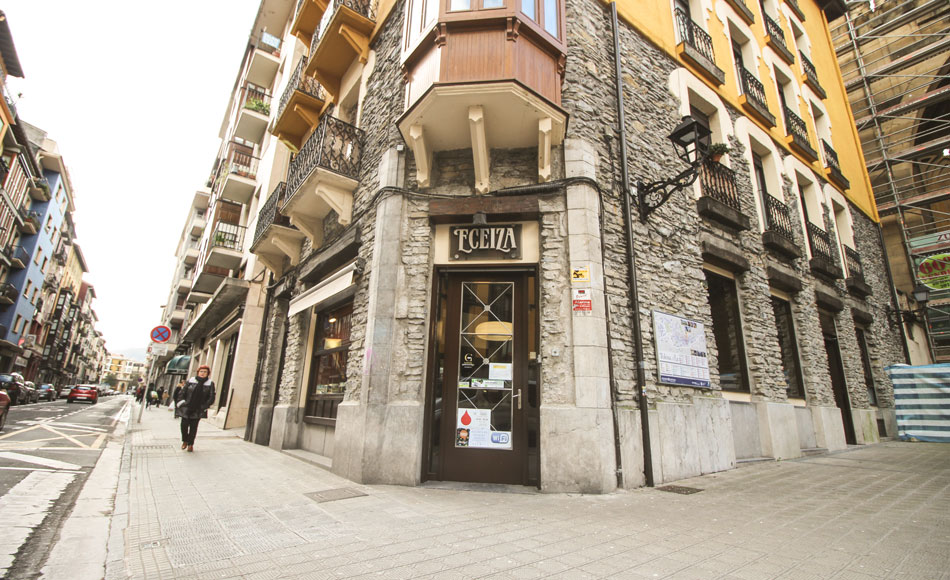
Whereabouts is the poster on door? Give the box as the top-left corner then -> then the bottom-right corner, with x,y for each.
456,408 -> 512,449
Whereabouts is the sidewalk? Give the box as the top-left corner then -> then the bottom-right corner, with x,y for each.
105,406 -> 950,580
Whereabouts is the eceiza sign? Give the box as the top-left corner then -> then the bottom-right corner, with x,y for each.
449,224 -> 522,260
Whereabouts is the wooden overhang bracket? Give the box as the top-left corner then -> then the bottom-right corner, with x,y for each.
435,23 -> 448,47
506,17 -> 521,41
339,23 -> 370,64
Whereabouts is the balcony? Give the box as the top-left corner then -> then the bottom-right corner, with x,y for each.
822,140 -> 850,190
763,15 -> 794,64
169,308 -> 189,326
843,245 -> 872,297
762,195 -> 802,259
738,67 -> 775,127
189,262 -> 230,302
0,282 -> 16,305
246,33 -> 282,88
697,160 -> 751,231
799,52 -> 825,99
674,9 -> 725,85
218,142 -> 260,205
785,0 -> 805,21
783,106 -> 817,161
290,0 -> 329,49
190,212 -> 207,237
805,222 -> 842,279
234,84 -> 271,144
251,183 -> 307,278
183,246 -> 199,265
724,0 -> 754,24
399,0 -> 567,192
17,208 -> 40,235
304,0 -> 375,105
205,221 -> 246,271
282,115 -> 362,245
28,177 -> 51,201
8,245 -> 29,269
177,275 -> 192,295
272,58 -> 327,152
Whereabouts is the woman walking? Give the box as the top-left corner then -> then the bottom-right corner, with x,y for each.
174,365 -> 215,452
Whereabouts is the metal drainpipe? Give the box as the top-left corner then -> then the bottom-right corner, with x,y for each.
611,1 -> 654,487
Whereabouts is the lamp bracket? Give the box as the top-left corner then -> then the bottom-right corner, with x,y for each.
636,158 -> 704,222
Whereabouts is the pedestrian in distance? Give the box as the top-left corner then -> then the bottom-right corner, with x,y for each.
170,379 -> 184,408
146,382 -> 157,409
174,365 -> 215,452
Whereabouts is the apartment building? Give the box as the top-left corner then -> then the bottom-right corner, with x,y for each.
106,355 -> 146,393
157,0 -> 905,492
830,0 -> 949,364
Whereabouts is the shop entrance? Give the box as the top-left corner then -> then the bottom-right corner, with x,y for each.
423,270 -> 539,486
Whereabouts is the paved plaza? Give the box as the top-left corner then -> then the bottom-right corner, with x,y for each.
83,406 -> 950,579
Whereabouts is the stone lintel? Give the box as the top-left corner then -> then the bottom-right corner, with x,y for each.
766,264 -> 803,293
697,196 -> 752,232
701,234 -> 750,273
428,193 -> 541,224
762,229 -> 802,260
298,226 -> 361,284
815,287 -> 844,312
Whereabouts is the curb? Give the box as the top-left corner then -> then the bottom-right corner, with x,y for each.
40,399 -> 133,580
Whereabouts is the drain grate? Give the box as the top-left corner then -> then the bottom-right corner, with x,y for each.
140,540 -> 164,550
133,445 -> 176,450
656,485 -> 703,495
305,487 -> 368,503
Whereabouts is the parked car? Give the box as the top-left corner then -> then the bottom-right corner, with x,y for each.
59,385 -> 74,398
37,384 -> 57,401
22,381 -> 39,403
0,388 -> 9,431
0,373 -> 26,405
66,384 -> 98,404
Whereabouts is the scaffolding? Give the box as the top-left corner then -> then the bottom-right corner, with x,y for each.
831,0 -> 950,362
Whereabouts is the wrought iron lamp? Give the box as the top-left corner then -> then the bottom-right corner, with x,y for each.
636,115 -> 712,222
886,283 -> 931,327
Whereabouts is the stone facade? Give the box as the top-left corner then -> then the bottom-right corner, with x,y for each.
248,0 -> 906,493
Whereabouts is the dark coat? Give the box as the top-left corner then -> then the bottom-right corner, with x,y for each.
174,376 -> 215,420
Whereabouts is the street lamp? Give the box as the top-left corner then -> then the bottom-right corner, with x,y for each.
637,115 -> 712,222
887,283 -> 931,327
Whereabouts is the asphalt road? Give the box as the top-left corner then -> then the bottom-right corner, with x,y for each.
0,395 -> 131,580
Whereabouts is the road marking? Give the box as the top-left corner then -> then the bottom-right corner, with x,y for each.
0,451 -> 82,470
0,470 -> 76,575
0,466 -> 83,473
91,433 -> 107,449
112,401 -> 132,426
42,427 -> 88,448
46,423 -> 107,432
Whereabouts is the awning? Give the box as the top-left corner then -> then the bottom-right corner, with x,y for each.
288,261 -> 358,317
165,355 -> 192,376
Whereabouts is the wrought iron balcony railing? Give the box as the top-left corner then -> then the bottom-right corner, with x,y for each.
285,115 -> 364,203
843,245 -> 865,282
764,195 -> 796,242
253,182 -> 293,248
241,84 -> 272,117
210,221 -> 247,253
800,52 -> 822,91
764,14 -> 788,50
806,222 -> 833,263
822,139 -> 842,175
674,8 -> 717,64
739,66 -> 769,113
700,160 -> 741,211
277,58 -> 325,122
783,106 -> 813,152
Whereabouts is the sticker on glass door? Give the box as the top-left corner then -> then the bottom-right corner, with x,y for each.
455,282 -> 515,450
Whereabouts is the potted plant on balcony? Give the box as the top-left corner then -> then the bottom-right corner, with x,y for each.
245,98 -> 271,116
707,142 -> 731,163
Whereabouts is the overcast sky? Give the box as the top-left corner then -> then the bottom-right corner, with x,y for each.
4,1 -> 260,360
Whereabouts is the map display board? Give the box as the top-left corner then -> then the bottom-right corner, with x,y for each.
652,311 -> 711,388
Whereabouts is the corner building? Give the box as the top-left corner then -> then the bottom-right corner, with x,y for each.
247,0 -> 904,492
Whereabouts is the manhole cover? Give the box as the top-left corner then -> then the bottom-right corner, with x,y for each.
305,487 -> 368,503
656,485 -> 703,495
140,540 -> 163,550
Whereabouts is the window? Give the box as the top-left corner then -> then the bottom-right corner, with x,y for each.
34,247 -> 42,265
13,315 -> 21,334
24,280 -> 32,299
41,257 -> 48,273
855,327 -> 877,406
45,216 -> 53,233
705,270 -> 749,392
752,152 -> 769,217
305,301 -> 354,420
771,296 -> 805,398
